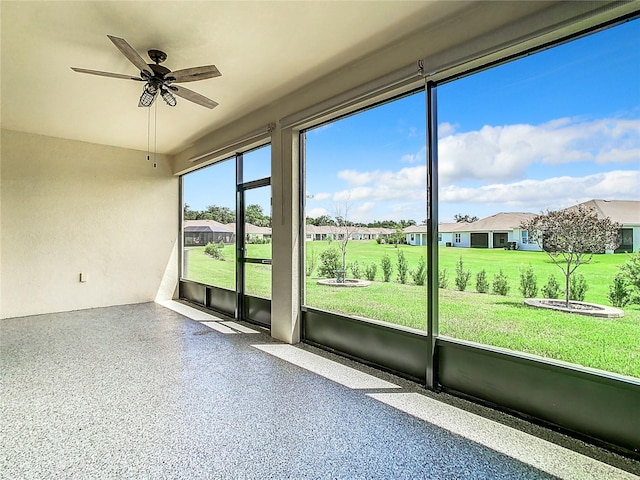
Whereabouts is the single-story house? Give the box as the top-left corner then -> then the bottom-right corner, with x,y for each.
437,199 -> 639,253
305,225 -> 394,241
451,212 -> 538,250
437,223 -> 470,247
184,220 -> 235,246
563,199 -> 640,253
404,222 -> 470,247
404,224 -> 427,246
226,223 -> 272,241
406,213 -> 539,250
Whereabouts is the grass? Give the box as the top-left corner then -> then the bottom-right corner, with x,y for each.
184,241 -> 640,378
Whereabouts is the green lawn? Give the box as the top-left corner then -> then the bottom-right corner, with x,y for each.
184,241 -> 640,378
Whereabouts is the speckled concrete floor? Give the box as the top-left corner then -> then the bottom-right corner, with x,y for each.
1,302 -> 638,479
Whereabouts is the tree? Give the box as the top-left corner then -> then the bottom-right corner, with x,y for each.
521,205 -> 620,306
183,204 -> 197,220
330,199 -> 357,273
454,213 -> 479,223
307,215 -> 335,226
202,205 -> 235,224
454,257 -> 471,291
389,227 -> 405,248
245,204 -> 271,227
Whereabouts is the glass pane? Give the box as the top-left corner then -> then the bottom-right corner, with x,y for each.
304,91 -> 428,331
182,157 -> 236,290
245,263 -> 271,299
243,186 -> 272,259
437,20 -> 640,379
242,145 -> 271,183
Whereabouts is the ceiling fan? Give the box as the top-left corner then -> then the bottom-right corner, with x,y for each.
71,35 -> 220,109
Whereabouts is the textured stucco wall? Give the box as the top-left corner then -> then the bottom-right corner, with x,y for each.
0,130 -> 178,319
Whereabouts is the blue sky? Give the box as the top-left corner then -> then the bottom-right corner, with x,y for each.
187,19 -> 639,224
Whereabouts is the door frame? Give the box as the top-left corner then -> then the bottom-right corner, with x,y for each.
236,152 -> 272,327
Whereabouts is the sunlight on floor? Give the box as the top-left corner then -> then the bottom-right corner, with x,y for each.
255,343 -> 638,480
252,344 -> 400,390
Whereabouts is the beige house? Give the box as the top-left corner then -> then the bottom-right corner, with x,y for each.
226,223 -> 272,241
305,224 -> 393,241
405,200 -> 640,253
454,212 -> 538,250
568,200 -> 640,253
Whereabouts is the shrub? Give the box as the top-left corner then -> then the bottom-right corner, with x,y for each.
618,252 -> 640,304
569,274 -> 588,302
364,263 -> 377,281
411,256 -> 427,286
541,275 -> 560,299
608,274 -> 631,308
246,236 -> 271,244
381,254 -> 393,282
204,241 -> 225,260
204,242 -> 216,256
305,247 -> 318,277
318,247 -> 341,278
475,269 -> 489,293
439,269 -> 449,289
454,257 -> 471,291
519,265 -> 538,298
492,270 -> 510,296
375,237 -> 383,245
397,250 -> 409,284
349,260 -> 362,279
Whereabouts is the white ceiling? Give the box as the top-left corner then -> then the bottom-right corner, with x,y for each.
1,1 -> 471,155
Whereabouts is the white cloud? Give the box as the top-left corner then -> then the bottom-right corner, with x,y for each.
333,165 -> 427,203
309,192 -> 331,201
307,207 -> 328,218
337,170 -> 379,186
438,122 -> 458,138
311,115 -> 638,223
439,170 -> 640,212
400,146 -> 426,164
438,116 -> 640,186
350,202 -> 376,222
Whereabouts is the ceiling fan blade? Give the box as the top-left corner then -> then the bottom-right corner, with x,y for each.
71,67 -> 142,81
168,65 -> 221,83
171,85 -> 218,109
107,35 -> 152,75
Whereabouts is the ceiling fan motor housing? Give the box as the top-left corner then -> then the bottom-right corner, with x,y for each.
147,63 -> 171,77
148,49 -> 167,64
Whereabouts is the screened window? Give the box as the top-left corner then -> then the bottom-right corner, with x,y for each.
182,158 -> 236,290
303,91 -> 428,331
437,19 -> 640,379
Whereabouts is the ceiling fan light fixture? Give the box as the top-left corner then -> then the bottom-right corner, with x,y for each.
139,83 -> 158,107
161,88 -> 177,107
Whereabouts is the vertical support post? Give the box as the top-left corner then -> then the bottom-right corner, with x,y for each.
179,175 -> 185,280
426,81 -> 439,390
236,152 -> 245,321
299,131 -> 307,310
271,125 -> 301,343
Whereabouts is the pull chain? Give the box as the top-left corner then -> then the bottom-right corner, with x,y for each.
153,100 -> 158,168
147,104 -> 151,163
